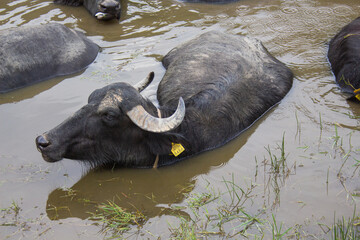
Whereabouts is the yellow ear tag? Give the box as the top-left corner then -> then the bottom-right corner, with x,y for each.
171,143 -> 185,157
355,89 -> 360,101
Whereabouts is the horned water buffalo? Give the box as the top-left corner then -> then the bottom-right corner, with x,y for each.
54,0 -> 121,20
0,23 -> 99,94
36,31 -> 293,168
328,17 -> 360,102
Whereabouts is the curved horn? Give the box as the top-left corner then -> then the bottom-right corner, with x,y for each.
134,72 -> 154,92
126,97 -> 185,133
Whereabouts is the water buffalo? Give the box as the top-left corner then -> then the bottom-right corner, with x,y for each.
54,0 -> 121,20
328,17 -> 360,102
0,23 -> 99,94
36,31 -> 293,168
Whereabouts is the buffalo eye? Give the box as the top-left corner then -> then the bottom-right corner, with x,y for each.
99,3 -> 107,11
101,111 -> 118,125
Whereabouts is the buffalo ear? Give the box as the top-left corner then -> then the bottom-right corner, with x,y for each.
146,132 -> 186,156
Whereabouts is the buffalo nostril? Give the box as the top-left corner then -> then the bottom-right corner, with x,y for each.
36,135 -> 50,150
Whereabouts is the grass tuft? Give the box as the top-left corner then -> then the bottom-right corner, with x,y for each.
89,199 -> 146,236
270,214 -> 292,239
331,211 -> 360,240
265,133 -> 289,175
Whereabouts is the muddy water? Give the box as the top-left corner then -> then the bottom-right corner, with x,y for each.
1,0 -> 360,239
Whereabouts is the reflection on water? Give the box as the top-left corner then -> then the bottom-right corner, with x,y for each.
0,0 -> 360,239
46,117 -> 257,220
47,168 -> 196,220
0,72 -> 85,105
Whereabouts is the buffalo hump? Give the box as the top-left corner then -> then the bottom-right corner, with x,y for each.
159,31 -> 293,116
0,23 -> 99,93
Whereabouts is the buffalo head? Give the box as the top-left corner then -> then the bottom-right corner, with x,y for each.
54,0 -> 121,21
83,0 -> 121,20
36,72 -> 185,168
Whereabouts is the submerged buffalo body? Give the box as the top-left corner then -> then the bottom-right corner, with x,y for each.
0,23 -> 99,93
36,31 -> 293,168
328,17 -> 360,101
54,0 -> 121,20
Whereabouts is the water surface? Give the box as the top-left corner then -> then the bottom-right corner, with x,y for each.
0,0 -> 359,238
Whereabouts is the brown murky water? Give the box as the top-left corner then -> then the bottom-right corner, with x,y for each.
1,0 -> 360,239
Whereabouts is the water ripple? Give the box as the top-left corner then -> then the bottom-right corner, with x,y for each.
332,5 -> 354,16
281,6 -> 298,14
